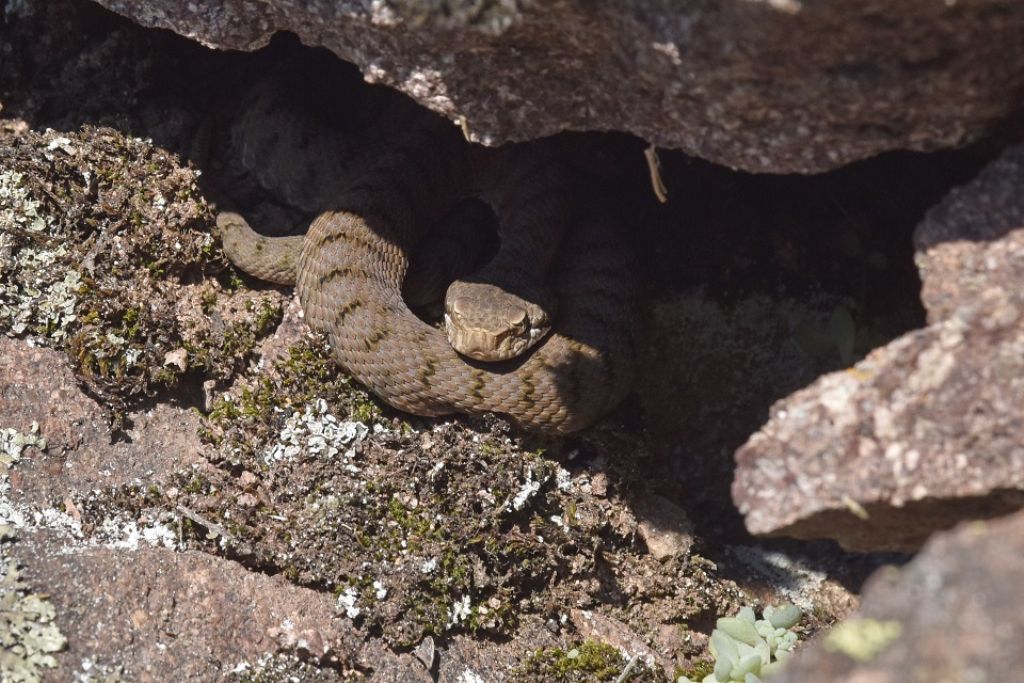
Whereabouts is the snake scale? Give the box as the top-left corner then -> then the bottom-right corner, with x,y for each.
218,66 -> 641,433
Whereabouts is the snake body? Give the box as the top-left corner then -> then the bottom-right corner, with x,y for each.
219,74 -> 640,433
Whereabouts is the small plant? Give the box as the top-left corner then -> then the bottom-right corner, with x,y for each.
679,604 -> 802,683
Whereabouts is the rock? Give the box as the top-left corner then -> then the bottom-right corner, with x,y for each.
15,529 -> 368,679
732,145 -> 1024,552
0,337 -> 206,506
770,510 -> 1024,683
632,494 -> 694,561
734,302 -> 1024,551
91,0 -> 1024,173
163,347 -> 188,371
915,145 -> 1024,323
570,608 -> 674,678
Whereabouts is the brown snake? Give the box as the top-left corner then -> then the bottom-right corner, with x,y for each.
217,75 -> 641,433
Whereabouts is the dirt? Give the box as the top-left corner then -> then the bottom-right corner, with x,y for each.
0,1 -> 1007,681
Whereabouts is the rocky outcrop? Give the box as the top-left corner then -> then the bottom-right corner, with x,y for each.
90,0 -> 1024,173
771,510 -> 1024,683
915,146 -> 1024,322
732,144 -> 1024,552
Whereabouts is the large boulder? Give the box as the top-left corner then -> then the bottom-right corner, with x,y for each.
732,144 -> 1024,551
90,0 -> 1024,173
771,510 -> 1024,683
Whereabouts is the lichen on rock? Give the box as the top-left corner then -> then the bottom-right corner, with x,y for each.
0,548 -> 67,683
0,444 -> 65,683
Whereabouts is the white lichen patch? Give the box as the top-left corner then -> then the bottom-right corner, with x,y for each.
0,475 -> 82,543
0,548 -> 68,683
263,398 -> 371,464
227,652 -> 331,680
457,668 -> 486,683
726,545 -> 826,610
447,594 -> 472,628
0,423 -> 47,468
72,657 -> 126,683
507,466 -> 543,511
336,586 -> 361,619
93,516 -> 177,552
0,169 -> 81,341
0,426 -> 174,554
0,455 -> 66,683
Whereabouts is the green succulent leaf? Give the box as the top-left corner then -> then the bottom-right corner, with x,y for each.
717,617 -> 761,646
767,604 -> 802,630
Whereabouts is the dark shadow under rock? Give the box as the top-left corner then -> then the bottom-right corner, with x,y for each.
733,145 -> 1024,552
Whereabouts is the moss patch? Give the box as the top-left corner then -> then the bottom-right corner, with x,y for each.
0,127 -> 284,425
514,640 -> 660,682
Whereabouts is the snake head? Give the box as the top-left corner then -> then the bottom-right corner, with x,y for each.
444,282 -> 553,361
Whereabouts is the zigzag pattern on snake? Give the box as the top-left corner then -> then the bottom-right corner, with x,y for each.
217,70 -> 641,433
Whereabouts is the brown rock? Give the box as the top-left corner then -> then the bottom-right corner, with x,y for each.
0,337 -> 205,505
91,0 -> 1024,173
733,146 -> 1024,552
570,608 -> 675,678
16,529 -> 365,680
632,494 -> 694,561
771,510 -> 1024,683
916,145 -> 1024,323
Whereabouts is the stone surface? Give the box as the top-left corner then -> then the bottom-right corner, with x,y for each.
90,0 -> 1024,173
771,510 -> 1024,683
0,333 -> 569,682
916,145 -> 1024,323
0,337 -> 206,507
17,530 -> 369,680
733,145 -> 1024,552
632,494 -> 694,561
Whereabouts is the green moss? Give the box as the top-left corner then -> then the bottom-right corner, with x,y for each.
677,660 -> 714,682
202,342 -> 384,459
182,475 -> 208,495
249,300 -> 282,337
119,307 -> 142,339
0,127 -> 243,426
514,640 -> 657,682
220,271 -> 246,292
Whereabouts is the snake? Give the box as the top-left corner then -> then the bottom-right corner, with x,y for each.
216,66 -> 641,433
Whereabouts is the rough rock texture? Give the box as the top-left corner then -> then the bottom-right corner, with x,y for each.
0,338 -> 205,507
732,145 -> 1024,552
733,296 -> 1024,551
772,510 -> 1024,683
17,530 -> 374,680
915,145 -> 1024,322
0,335 -> 570,682
90,0 -> 1024,173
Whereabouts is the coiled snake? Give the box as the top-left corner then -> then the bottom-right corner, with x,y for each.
217,71 -> 640,433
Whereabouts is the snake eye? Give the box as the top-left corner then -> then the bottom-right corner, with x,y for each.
448,299 -> 467,323
509,309 -> 528,334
